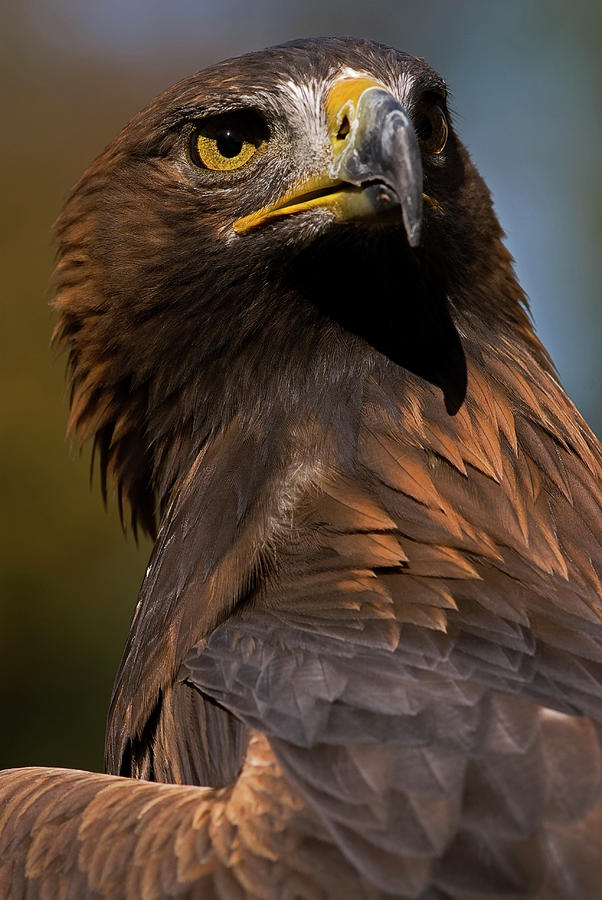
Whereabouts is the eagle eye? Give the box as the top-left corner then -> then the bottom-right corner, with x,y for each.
190,110 -> 267,172
415,105 -> 448,155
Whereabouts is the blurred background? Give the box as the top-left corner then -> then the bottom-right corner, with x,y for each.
1,0 -> 600,772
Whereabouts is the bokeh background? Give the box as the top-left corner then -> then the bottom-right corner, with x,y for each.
1,0 -> 600,773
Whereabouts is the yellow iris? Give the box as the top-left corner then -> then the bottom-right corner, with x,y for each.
193,129 -> 258,171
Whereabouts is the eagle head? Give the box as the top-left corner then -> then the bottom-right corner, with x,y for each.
52,37 -> 544,537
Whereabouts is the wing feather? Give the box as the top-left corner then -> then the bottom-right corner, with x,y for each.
9,331 -> 598,896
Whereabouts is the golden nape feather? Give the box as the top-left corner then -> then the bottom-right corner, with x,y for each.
1,37 -> 601,899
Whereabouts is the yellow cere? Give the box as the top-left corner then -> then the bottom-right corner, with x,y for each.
194,132 -> 257,171
325,76 -> 385,151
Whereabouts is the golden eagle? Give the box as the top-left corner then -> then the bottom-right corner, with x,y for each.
1,38 -> 601,899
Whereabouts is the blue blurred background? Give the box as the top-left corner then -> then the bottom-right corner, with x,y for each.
1,0 -> 599,771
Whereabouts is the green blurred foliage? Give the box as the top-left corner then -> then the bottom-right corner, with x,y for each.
0,0 -> 599,773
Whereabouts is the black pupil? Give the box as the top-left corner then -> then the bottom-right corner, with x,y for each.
216,130 -> 244,158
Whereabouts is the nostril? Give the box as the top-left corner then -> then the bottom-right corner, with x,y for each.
337,115 -> 350,140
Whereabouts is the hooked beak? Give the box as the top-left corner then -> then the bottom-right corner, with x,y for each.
234,77 -> 423,247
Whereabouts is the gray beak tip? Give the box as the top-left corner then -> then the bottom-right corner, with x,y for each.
406,222 -> 422,248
